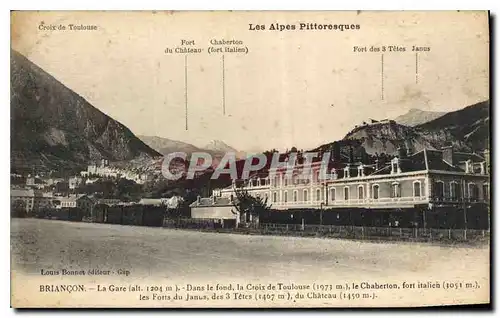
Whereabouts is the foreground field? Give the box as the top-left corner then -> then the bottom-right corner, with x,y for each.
11,218 -> 490,283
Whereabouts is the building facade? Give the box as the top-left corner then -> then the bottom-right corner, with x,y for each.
212,147 -> 489,226
11,189 -> 55,214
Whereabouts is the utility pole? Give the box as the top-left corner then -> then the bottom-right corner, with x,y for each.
321,180 -> 328,226
462,179 -> 468,240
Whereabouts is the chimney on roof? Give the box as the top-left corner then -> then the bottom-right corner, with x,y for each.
442,146 -> 454,166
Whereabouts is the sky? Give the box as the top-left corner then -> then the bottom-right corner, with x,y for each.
11,11 -> 489,152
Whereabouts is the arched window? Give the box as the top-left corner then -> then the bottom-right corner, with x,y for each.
433,181 -> 444,199
330,188 -> 336,201
450,182 -> 461,201
344,187 -> 349,201
358,185 -> 364,199
413,181 -> 421,197
316,189 -> 321,201
344,167 -> 350,178
273,192 -> 277,203
283,191 -> 288,203
331,168 -> 338,180
392,183 -> 401,198
483,183 -> 489,201
468,183 -> 479,201
293,190 -> 298,202
303,190 -> 308,202
274,176 -> 279,187
372,184 -> 379,199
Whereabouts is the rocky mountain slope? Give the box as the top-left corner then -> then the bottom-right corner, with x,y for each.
342,121 -> 437,155
139,135 -> 244,160
10,50 -> 161,174
394,108 -> 446,126
416,100 -> 490,152
339,100 -> 489,156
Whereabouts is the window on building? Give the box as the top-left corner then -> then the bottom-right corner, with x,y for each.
344,167 -> 350,178
483,183 -> 489,201
293,191 -> 298,202
413,181 -> 421,197
468,183 -> 479,201
331,169 -> 338,180
433,181 -> 444,200
274,176 -> 279,187
303,190 -> 308,202
316,189 -> 321,201
284,177 -> 288,186
450,182 -> 461,201
284,191 -> 288,203
330,188 -> 336,201
358,186 -> 364,199
372,185 -> 379,199
344,187 -> 349,201
358,166 -> 364,177
273,192 -> 277,203
391,183 -> 401,198
465,160 -> 472,173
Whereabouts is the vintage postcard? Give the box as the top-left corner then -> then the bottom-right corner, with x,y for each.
10,11 -> 490,308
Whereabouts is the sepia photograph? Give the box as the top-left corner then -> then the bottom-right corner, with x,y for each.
9,10 -> 490,308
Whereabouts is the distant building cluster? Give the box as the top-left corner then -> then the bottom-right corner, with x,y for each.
353,118 -> 394,129
10,159 -> 165,219
79,159 -> 150,184
10,189 -> 183,219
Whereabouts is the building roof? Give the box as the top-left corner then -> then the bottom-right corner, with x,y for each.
138,198 -> 165,206
454,151 -> 485,163
11,189 -> 34,197
97,198 -> 122,206
53,194 -> 92,203
370,148 -> 484,176
190,196 -> 233,208
424,149 -> 463,172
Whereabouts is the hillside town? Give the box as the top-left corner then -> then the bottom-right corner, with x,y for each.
10,157 -> 183,222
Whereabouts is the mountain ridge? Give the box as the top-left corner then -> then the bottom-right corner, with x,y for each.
393,108 -> 446,127
10,50 -> 161,174
338,100 -> 489,156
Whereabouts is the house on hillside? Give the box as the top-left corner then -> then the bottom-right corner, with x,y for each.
69,176 -> 83,190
